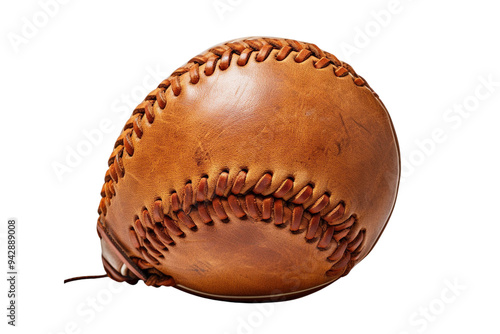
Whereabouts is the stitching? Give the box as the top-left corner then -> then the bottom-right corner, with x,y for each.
97,37 -> 376,287
97,37 -> 377,218
128,170 -> 366,286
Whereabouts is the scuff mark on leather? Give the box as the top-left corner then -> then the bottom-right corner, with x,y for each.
194,145 -> 211,167
351,117 -> 372,135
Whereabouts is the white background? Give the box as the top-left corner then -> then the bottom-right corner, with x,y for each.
1,0 -> 499,333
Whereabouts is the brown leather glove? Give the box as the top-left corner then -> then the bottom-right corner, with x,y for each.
94,37 -> 400,302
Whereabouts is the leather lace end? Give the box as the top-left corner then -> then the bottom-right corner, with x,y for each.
64,274 -> 108,284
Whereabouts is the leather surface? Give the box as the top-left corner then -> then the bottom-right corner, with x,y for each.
96,37 -> 400,301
